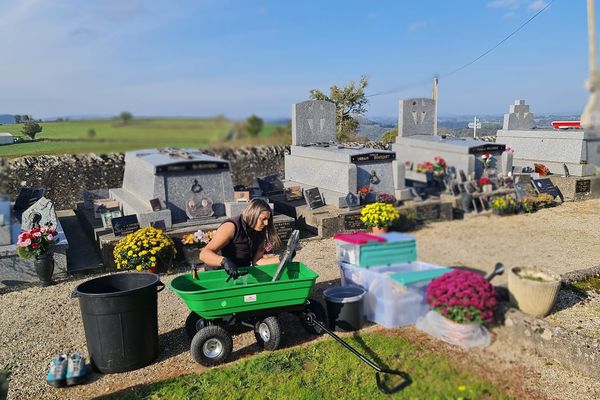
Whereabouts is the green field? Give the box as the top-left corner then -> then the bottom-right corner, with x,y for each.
0,118 -> 281,157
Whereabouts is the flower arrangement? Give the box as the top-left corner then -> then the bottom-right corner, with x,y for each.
16,226 -> 58,259
477,177 -> 492,187
415,161 -> 434,173
433,156 -> 447,176
360,202 -> 400,228
182,229 -> 215,246
113,226 -> 176,271
490,195 -> 516,214
357,186 -> 371,197
481,153 -> 494,168
426,269 -> 497,325
533,193 -> 554,208
375,192 -> 396,204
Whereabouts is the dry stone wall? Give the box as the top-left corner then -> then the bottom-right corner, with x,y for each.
0,146 -> 289,210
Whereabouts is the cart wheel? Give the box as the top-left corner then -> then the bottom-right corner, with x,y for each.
254,316 -> 282,351
190,325 -> 233,366
301,298 -> 327,335
185,312 -> 207,339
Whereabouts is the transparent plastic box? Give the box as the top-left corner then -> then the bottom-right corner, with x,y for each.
334,232 -> 417,268
339,261 -> 451,328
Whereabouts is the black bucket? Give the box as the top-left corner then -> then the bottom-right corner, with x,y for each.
323,286 -> 366,332
72,273 -> 164,373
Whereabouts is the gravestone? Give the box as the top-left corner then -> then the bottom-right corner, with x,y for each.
110,148 -> 235,228
0,199 -> 11,245
503,100 -> 535,130
532,178 -> 563,200
257,175 -> 285,195
21,197 -> 57,230
393,98 -> 512,180
496,100 -> 600,176
13,187 -> 45,214
304,187 -> 325,209
111,215 -> 140,236
285,100 -> 410,207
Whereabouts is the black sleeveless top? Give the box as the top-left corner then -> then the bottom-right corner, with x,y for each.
220,215 -> 266,267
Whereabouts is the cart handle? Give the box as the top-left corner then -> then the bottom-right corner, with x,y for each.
306,315 -> 411,394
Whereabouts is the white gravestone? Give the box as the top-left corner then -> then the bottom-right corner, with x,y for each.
292,100 -> 336,145
397,98 -> 435,138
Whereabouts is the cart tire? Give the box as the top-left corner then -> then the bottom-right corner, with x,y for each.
185,312 -> 207,339
301,299 -> 327,335
191,325 -> 233,366
254,316 -> 282,351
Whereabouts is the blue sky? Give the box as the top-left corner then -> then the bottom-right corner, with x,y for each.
0,0 -> 591,119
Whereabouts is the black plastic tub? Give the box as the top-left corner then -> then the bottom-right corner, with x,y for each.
323,286 -> 366,332
72,273 -> 164,373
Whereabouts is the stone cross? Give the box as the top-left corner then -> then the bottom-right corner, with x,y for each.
292,100 -> 336,145
397,98 -> 435,138
21,196 -> 57,231
502,100 -> 535,130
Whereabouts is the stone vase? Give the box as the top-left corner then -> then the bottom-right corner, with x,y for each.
508,266 -> 561,317
482,184 -> 493,194
33,253 -> 54,286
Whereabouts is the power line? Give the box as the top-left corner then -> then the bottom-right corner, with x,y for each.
367,0 -> 556,98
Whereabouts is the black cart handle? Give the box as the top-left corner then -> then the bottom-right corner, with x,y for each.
307,316 -> 411,394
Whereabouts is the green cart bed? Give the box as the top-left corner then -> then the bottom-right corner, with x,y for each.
170,262 -> 318,320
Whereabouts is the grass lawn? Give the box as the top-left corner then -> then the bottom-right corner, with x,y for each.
0,118 -> 281,157
103,332 -> 509,400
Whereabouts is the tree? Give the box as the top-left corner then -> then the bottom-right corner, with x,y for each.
119,111 -> 133,125
21,121 -> 43,140
380,128 -> 398,145
14,115 -> 21,124
309,75 -> 369,141
244,115 -> 264,137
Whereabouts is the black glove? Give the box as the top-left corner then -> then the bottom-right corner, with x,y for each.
221,257 -> 239,279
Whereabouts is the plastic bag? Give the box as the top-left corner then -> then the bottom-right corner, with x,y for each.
415,311 -> 491,348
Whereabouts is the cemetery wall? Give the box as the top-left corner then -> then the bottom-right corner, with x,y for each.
0,146 -> 289,210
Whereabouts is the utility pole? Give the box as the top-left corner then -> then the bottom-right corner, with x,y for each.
432,76 -> 438,136
581,0 -> 600,131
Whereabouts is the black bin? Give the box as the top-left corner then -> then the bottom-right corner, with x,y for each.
73,273 -> 164,373
323,286 -> 366,332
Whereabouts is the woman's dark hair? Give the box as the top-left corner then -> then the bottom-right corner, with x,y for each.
240,198 -> 281,250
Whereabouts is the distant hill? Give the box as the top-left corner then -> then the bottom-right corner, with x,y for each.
0,115 -> 15,124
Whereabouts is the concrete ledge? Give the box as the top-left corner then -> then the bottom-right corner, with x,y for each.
497,307 -> 600,380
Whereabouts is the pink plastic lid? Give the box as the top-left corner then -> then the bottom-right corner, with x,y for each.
332,232 -> 386,244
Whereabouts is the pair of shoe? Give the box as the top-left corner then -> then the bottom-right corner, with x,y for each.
47,352 -> 88,387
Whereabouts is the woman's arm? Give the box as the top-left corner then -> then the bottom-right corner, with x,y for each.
199,222 -> 235,267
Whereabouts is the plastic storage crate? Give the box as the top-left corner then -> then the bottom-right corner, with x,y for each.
339,261 -> 451,328
334,232 -> 417,268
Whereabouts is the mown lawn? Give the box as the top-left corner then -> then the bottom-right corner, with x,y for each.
103,332 -> 510,400
0,119 -> 281,157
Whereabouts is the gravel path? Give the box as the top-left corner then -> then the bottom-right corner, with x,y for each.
2,199 -> 600,399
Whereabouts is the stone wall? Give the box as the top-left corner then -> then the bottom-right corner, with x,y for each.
0,146 -> 289,210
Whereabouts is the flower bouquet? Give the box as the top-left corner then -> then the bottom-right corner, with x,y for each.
16,226 -> 58,259
415,161 -> 434,173
360,202 -> 400,233
357,185 -> 374,204
481,153 -> 494,169
180,229 -> 215,266
432,156 -> 447,177
375,192 -> 396,204
113,226 -> 176,272
416,269 -> 497,348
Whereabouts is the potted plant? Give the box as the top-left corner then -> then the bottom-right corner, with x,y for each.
357,186 -> 374,205
508,266 -> 561,317
16,226 -> 58,286
533,193 -> 555,208
418,269 -> 497,348
180,229 -> 214,266
113,226 -> 176,273
519,196 -> 537,214
490,195 -> 516,215
360,202 -> 400,234
432,156 -> 447,178
415,161 -> 434,183
375,192 -> 396,204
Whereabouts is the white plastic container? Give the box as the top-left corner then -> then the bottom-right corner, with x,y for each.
339,261 -> 450,328
334,232 -> 417,267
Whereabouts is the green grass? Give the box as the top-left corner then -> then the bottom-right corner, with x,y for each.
104,332 -> 509,400
573,276 -> 600,294
0,119 -> 280,157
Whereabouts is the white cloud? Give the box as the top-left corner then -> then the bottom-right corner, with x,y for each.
528,0 -> 548,11
486,0 -> 520,9
408,21 -> 428,32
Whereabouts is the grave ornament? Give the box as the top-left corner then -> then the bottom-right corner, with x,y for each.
186,179 -> 214,219
21,197 -> 57,230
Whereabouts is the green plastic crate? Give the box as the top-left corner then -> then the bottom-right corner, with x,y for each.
357,241 -> 417,268
169,262 -> 318,320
